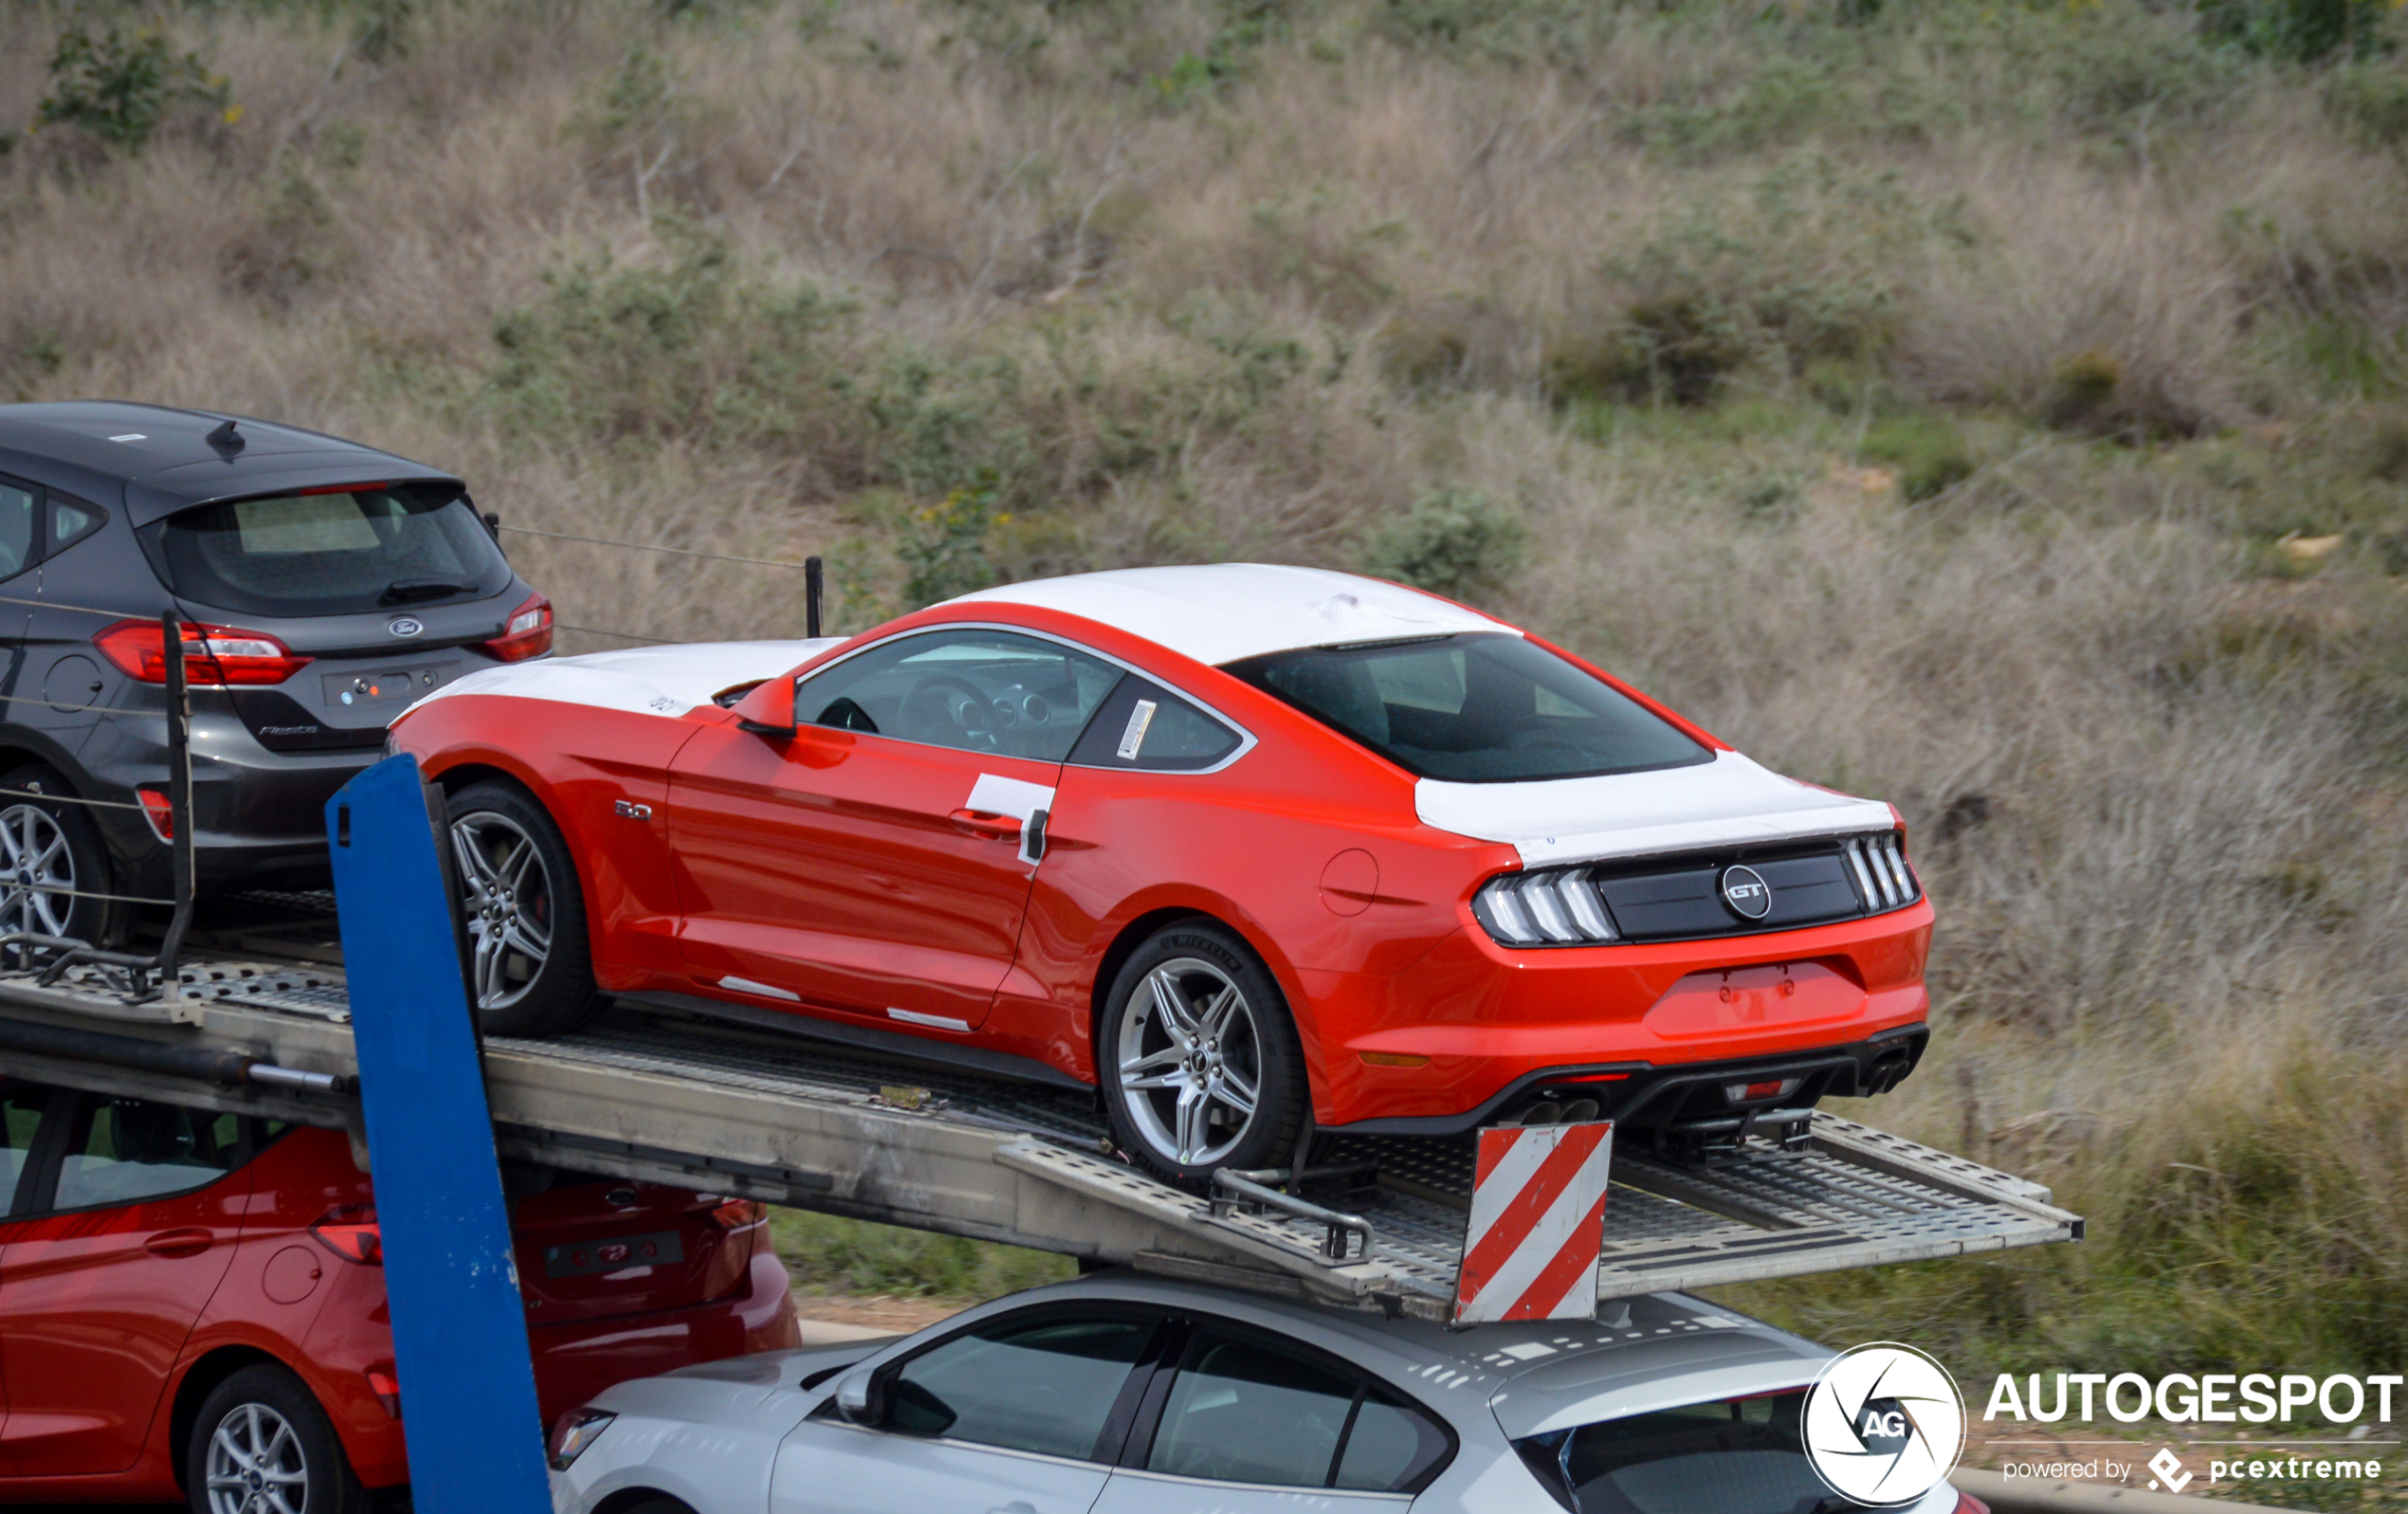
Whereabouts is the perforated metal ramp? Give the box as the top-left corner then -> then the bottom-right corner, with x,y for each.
0,945 -> 2081,1321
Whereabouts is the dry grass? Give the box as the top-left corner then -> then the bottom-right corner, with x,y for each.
6,0 -> 2408,1380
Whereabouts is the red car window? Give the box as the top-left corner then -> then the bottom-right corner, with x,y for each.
0,1081 -> 49,1215
53,1096 -> 245,1212
795,629 -> 1123,761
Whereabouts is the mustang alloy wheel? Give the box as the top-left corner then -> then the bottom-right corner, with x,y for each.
450,810 -> 553,1014
441,780 -> 605,1038
1103,921 -> 1306,1183
1117,956 -> 1266,1169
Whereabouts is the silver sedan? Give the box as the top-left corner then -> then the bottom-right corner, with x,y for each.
545,1273 -> 1978,1514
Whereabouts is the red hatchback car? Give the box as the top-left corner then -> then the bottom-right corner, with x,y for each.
390,564 -> 1934,1183
0,1077 -> 797,1511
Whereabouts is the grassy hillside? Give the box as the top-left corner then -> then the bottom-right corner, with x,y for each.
7,0 -> 2408,1400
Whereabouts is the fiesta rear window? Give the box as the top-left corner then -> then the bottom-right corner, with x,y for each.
142,483 -> 511,619
1224,632 -> 1708,784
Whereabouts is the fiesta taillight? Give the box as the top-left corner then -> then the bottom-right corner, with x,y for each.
364,1363 -> 402,1418
482,593 -> 553,664
310,1204 -> 382,1266
1472,869 -> 1619,947
137,787 -> 174,842
706,1197 -> 765,1231
93,619 -> 311,686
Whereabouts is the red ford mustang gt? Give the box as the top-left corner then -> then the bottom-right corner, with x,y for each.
387,564 -> 1931,1180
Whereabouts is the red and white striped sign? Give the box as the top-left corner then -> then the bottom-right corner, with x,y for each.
1451,1121 -> 1613,1325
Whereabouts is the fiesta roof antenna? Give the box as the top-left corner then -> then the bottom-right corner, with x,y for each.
205,417 -> 244,453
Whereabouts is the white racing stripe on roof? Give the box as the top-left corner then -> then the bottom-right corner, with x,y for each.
395,639 -> 842,722
944,563 -> 1511,666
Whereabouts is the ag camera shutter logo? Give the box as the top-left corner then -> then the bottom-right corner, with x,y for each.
1804,1343 -> 1967,1506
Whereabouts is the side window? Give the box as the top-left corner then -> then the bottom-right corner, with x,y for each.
1,1081 -> 53,1217
1336,1387 -> 1452,1492
794,629 -> 1123,762
1067,676 -> 1243,773
1145,1327 -> 1360,1487
883,1310 -> 1159,1462
54,1096 -> 244,1211
47,493 -> 104,556
0,483 -> 36,580
1144,1325 -> 1450,1493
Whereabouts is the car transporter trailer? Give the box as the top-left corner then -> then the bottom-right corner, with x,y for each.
0,747 -> 2082,1507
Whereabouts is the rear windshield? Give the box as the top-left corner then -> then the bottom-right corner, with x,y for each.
1516,1389 -> 1830,1514
1225,632 -> 1708,784
144,484 -> 511,618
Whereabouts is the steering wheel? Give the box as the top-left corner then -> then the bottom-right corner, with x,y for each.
899,674 -> 998,750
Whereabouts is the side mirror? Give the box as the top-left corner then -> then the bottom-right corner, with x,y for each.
728,677 -> 797,738
833,1366 -> 877,1425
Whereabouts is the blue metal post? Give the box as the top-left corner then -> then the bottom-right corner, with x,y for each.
326,755 -> 551,1510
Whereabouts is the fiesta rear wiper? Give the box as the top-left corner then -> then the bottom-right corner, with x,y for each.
379,578 -> 476,606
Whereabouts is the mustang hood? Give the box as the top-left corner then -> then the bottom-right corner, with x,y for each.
1418,751 -> 1898,866
396,639 -> 842,723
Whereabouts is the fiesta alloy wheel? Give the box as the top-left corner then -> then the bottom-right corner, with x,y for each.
0,765 -> 122,954
444,779 -> 605,1037
1103,920 -> 1306,1184
187,1365 -> 371,1514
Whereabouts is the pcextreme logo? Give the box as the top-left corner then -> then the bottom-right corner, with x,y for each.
1805,1343 -> 1969,1506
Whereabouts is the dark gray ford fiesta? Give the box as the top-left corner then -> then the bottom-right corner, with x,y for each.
0,400 -> 551,943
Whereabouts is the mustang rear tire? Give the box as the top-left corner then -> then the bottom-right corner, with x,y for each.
186,1364 -> 371,1514
1101,919 -> 1307,1185
445,779 -> 605,1038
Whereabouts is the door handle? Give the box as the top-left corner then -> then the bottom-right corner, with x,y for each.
144,1228 -> 214,1259
987,1504 -> 1039,1514
948,808 -> 1022,841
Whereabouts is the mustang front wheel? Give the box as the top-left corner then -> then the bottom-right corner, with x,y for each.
1103,921 -> 1305,1184
445,780 -> 604,1038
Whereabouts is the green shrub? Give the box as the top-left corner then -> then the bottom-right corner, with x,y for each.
35,22 -> 234,155
486,217 -> 852,448
2201,0 -> 2395,63
1356,486 -> 1528,603
769,1207 -> 1074,1300
1862,411 -> 1978,502
2325,63 -> 2408,146
1587,156 -> 1924,407
897,477 -> 1009,609
2043,348 -> 2125,432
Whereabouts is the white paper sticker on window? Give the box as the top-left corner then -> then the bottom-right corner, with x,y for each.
1116,700 -> 1158,760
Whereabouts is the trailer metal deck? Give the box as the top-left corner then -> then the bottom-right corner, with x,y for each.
0,902 -> 2081,1322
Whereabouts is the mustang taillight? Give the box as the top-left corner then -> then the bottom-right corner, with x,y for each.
1845,831 -> 1920,910
1473,869 -> 1619,946
482,593 -> 553,664
92,619 -> 312,686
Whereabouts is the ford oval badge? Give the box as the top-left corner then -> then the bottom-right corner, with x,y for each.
388,616 -> 425,638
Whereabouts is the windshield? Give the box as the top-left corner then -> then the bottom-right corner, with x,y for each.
1225,632 -> 1707,783
144,484 -> 511,618
1516,1389 -> 1835,1514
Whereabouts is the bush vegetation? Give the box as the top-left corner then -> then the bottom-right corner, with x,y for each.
6,0 -> 2408,1466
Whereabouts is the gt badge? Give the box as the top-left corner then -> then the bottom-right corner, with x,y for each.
1721,865 -> 1773,921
